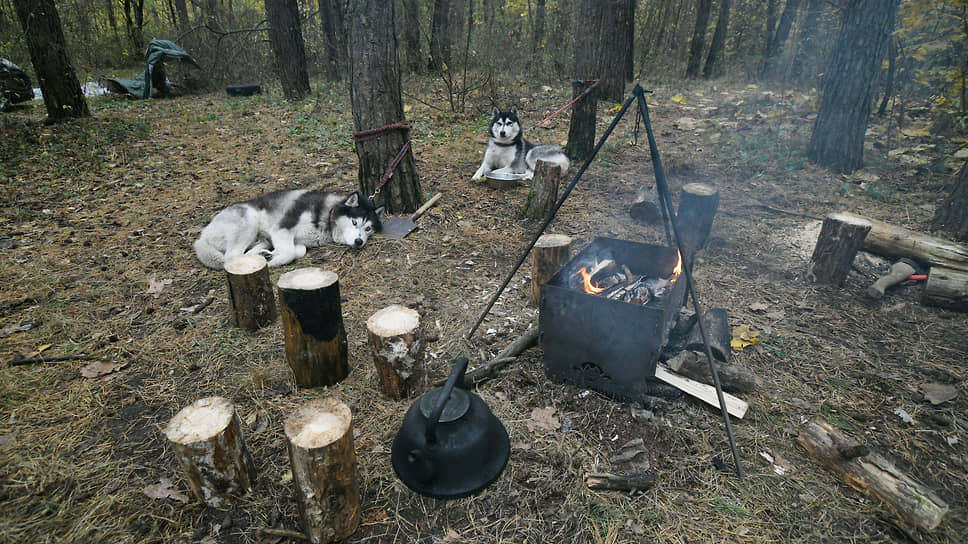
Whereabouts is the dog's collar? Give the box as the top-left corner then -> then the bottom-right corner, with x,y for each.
493,140 -> 516,147
329,209 -> 334,226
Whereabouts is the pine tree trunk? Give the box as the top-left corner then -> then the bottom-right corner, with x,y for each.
791,0 -> 825,82
807,0 -> 898,174
266,0 -> 311,100
401,0 -> 424,73
12,0 -> 89,122
347,0 -> 422,214
319,0 -> 346,81
429,0 -> 453,72
686,0 -> 714,79
596,0 -> 633,102
932,161 -> 968,241
703,0 -> 731,79
761,0 -> 803,79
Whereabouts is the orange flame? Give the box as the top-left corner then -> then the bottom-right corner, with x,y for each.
577,266 -> 605,294
672,250 -> 683,280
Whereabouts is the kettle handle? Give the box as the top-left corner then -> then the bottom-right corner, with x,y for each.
425,356 -> 468,444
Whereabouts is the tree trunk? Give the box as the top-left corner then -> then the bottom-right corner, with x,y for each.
319,0 -> 346,81
565,79 -> 598,162
347,0 -> 422,214
12,0 -> 89,122
174,0 -> 190,33
686,0 -> 714,79
401,0 -> 424,73
596,0 -> 633,102
791,0 -> 825,83
807,0 -> 898,174
932,161 -> 968,241
429,0 -> 453,72
266,0 -> 311,100
877,36 -> 897,116
761,0 -> 803,79
703,0 -> 731,79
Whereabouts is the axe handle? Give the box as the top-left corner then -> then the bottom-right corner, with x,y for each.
409,193 -> 442,221
867,262 -> 917,298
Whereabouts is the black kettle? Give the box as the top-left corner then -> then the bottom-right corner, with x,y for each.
391,356 -> 510,499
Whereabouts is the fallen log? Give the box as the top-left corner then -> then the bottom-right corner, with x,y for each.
629,185 -> 662,226
797,418 -> 949,531
920,265 -> 968,311
840,212 -> 968,272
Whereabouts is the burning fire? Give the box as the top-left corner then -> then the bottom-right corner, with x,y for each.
672,250 -> 683,281
577,267 -> 604,294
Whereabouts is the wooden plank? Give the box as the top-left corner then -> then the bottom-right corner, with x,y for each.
654,365 -> 748,419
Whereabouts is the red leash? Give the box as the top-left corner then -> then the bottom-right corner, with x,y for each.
530,79 -> 600,130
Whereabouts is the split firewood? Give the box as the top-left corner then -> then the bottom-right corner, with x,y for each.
666,350 -> 762,394
797,418 -> 949,531
683,307 -> 731,362
585,471 -> 658,492
588,259 -> 617,280
653,365 -> 748,419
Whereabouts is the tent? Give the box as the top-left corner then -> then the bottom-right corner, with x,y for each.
101,39 -> 200,99
0,58 -> 34,111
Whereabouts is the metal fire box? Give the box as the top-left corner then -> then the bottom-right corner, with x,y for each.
539,237 -> 686,402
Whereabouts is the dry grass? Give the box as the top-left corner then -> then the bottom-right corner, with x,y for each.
1,77 -> 966,543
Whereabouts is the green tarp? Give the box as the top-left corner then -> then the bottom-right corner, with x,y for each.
103,39 -> 199,99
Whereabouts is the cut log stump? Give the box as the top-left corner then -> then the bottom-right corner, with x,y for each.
285,398 -> 361,543
808,212 -> 872,286
677,183 -> 719,255
164,396 -> 256,507
798,418 -> 949,531
277,268 -> 348,388
224,254 -> 277,331
366,305 -> 424,399
629,185 -> 662,226
524,159 -> 561,220
531,234 -> 572,307
921,265 -> 968,311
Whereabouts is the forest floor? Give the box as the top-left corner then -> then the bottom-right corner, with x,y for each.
0,75 -> 966,544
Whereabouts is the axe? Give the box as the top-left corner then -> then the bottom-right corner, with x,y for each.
867,258 -> 925,298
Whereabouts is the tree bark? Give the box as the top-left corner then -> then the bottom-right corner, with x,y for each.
808,212 -> 872,286
429,0 -> 454,72
840,212 -> 968,272
703,0 -> 731,79
761,0 -> 802,79
921,266 -> 968,311
523,159 -> 561,220
224,254 -> 277,331
807,0 -> 899,174
347,0 -> 422,214
277,269 -> 349,388
596,0 -> 634,102
285,398 -> 361,543
319,0 -> 346,81
932,161 -> 968,241
366,305 -> 425,399
531,234 -> 572,307
164,397 -> 256,508
266,0 -> 311,100
400,0 -> 424,73
565,81 -> 597,163
12,0 -> 89,122
686,0 -> 714,79
791,0 -> 826,83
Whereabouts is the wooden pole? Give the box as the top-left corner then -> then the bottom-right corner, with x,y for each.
677,182 -> 720,255
285,398 -> 361,543
524,159 -> 561,219
224,254 -> 277,331
366,305 -> 424,399
921,265 -> 968,311
277,269 -> 349,387
531,234 -> 572,306
163,397 -> 256,507
808,212 -> 872,286
798,418 -> 949,530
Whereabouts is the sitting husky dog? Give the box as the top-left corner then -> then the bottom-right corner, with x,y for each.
471,106 -> 570,180
194,190 -> 383,269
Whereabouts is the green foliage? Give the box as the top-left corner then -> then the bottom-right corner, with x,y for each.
896,1 -> 968,113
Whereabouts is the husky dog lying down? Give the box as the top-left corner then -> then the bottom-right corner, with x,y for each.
194,190 -> 383,269
472,106 -> 570,180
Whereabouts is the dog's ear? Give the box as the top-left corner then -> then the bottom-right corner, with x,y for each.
510,105 -> 517,116
344,192 -> 360,207
374,206 -> 386,223
491,106 -> 499,117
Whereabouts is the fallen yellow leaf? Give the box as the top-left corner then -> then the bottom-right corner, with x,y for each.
670,94 -> 686,105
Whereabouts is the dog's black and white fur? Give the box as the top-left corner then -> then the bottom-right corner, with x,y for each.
471,106 -> 570,180
194,190 -> 383,269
